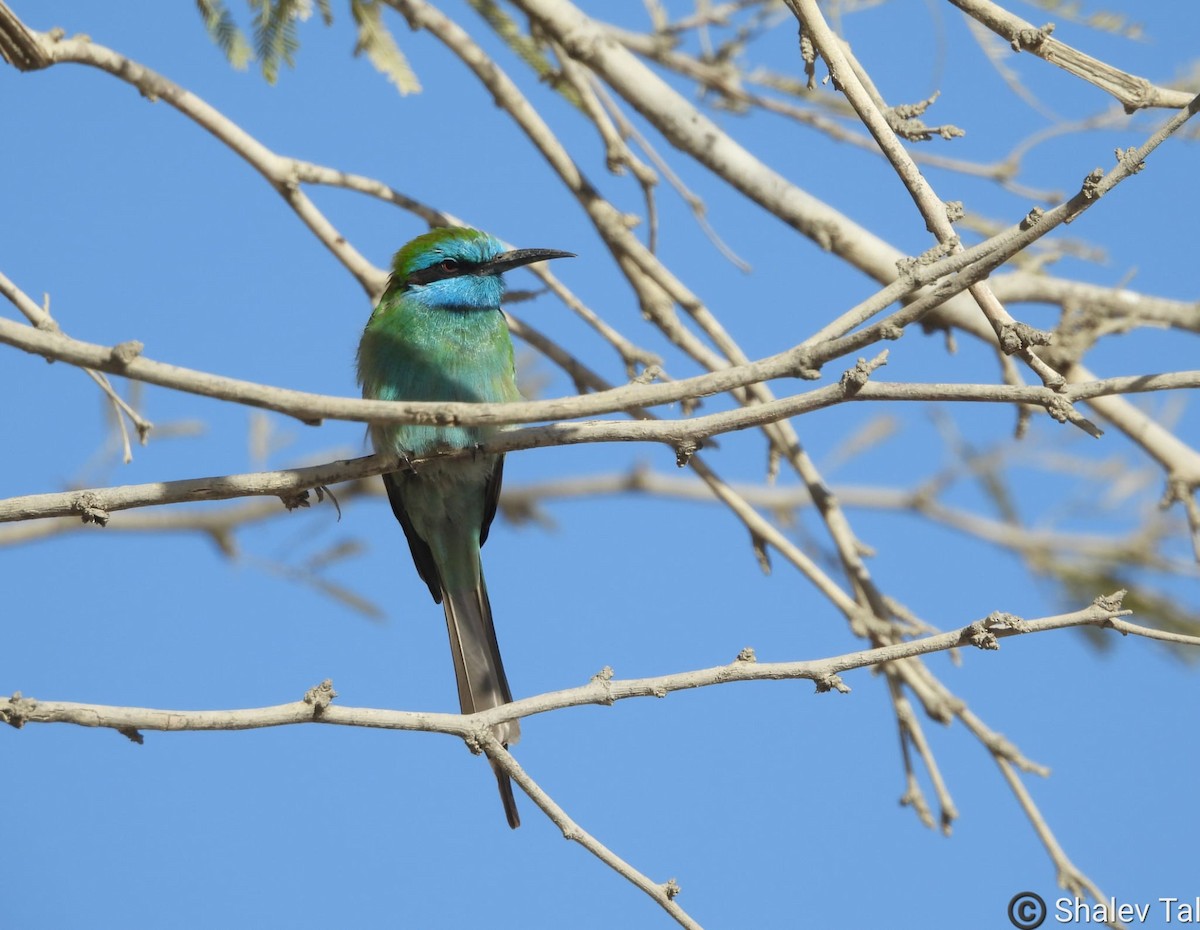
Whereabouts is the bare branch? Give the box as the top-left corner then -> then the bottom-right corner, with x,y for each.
947,0 -> 1196,112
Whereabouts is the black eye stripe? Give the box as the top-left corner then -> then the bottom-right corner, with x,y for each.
405,257 -> 480,287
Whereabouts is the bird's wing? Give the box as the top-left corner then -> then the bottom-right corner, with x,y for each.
478,454 -> 505,549
382,471 -> 443,603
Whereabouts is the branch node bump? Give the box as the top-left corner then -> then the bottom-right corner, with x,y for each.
735,646 -> 757,664
1114,147 -> 1146,174
811,218 -> 837,252
815,674 -> 850,694
1,691 -> 35,729
117,726 -> 144,745
75,493 -> 110,526
663,878 -> 682,900
1012,23 -> 1054,53
1044,394 -> 1077,425
1081,167 -> 1105,200
591,666 -> 615,705
903,238 -> 958,279
1092,590 -> 1127,614
943,201 -> 964,224
788,349 -> 821,380
632,364 -> 663,385
280,490 -> 312,511
109,340 -> 144,367
839,352 -> 888,396
673,441 -> 699,467
966,611 -> 1023,649
998,321 -> 1054,356
1020,206 -> 1045,230
304,679 -> 338,715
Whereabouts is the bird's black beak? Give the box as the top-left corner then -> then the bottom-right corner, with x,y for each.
483,248 -> 576,275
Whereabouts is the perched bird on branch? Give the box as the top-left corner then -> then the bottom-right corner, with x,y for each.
357,227 -> 573,828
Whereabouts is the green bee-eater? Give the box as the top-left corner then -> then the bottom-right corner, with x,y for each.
357,227 -> 573,828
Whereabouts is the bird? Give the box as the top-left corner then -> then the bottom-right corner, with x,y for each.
356,227 -> 574,829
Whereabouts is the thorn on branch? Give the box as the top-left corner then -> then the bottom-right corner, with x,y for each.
940,804 -> 959,837
750,530 -> 771,575
304,679 -> 338,715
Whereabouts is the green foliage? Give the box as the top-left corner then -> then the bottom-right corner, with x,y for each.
248,0 -> 304,84
466,0 -> 563,91
194,0 -> 417,92
195,0 -> 253,70
351,0 -> 421,95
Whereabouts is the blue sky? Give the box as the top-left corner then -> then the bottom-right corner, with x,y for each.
3,2 -> 1198,928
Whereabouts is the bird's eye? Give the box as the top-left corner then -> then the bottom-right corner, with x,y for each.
439,259 -> 460,273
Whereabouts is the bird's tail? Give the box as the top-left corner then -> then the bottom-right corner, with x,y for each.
442,575 -> 522,829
